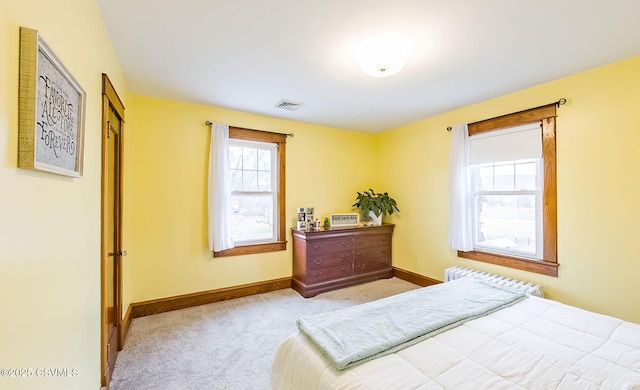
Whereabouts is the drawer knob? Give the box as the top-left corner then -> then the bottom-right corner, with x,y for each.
314,258 -> 322,265
358,240 -> 363,245
313,244 -> 322,251
357,251 -> 365,257
313,271 -> 323,278
342,266 -> 351,272
358,264 -> 365,269
342,242 -> 351,247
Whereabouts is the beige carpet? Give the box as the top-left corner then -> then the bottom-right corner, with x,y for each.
110,277 -> 419,390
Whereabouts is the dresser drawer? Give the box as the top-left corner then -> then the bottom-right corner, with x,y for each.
307,264 -> 353,283
307,236 -> 353,255
308,251 -> 352,270
355,234 -> 390,248
354,245 -> 391,274
355,245 -> 391,260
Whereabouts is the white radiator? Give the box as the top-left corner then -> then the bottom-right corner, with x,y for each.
444,266 -> 544,297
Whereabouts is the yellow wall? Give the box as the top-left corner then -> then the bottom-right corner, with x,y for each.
126,95 -> 377,301
0,1 -> 128,389
376,55 -> 640,323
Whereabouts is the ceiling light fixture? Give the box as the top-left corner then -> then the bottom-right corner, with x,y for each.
357,36 -> 409,78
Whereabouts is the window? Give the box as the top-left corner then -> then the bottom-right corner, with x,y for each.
458,104 -> 558,277
470,123 -> 543,260
229,139 -> 277,243
213,127 -> 286,257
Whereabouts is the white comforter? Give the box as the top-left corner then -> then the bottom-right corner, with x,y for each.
272,296 -> 640,389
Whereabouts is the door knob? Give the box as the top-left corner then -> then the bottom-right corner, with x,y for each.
118,250 -> 127,256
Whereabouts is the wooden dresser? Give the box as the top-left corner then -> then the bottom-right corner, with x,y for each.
291,224 -> 394,297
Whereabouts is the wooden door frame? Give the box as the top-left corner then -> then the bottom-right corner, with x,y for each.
100,73 -> 125,388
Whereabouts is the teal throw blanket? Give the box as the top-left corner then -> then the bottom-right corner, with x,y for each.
297,277 -> 526,370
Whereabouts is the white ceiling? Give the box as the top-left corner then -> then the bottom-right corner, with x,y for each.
97,0 -> 640,133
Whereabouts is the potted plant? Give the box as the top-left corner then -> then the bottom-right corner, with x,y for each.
352,189 -> 399,226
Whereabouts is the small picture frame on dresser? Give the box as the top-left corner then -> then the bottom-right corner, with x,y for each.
297,207 -> 314,226
330,213 -> 359,227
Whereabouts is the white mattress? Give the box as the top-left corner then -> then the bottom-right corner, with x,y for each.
272,296 -> 640,389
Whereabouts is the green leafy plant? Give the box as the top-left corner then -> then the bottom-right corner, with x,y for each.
352,189 -> 400,219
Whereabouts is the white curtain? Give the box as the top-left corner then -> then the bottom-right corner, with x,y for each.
448,123 -> 473,252
208,123 -> 234,252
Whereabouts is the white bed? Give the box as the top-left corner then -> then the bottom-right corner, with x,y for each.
272,284 -> 640,389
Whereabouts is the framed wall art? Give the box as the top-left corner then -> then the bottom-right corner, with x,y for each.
18,26 -> 86,177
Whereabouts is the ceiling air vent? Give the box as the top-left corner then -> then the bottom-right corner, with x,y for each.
274,99 -> 303,111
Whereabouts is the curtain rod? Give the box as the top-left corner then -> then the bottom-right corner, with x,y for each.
446,98 -> 567,131
205,121 -> 294,137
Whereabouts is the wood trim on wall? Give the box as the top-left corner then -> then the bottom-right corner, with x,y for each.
468,103 -> 557,135
121,305 -> 132,346
128,277 -> 291,319
542,116 -> 558,264
393,267 -> 442,287
103,75 -> 125,119
457,250 -> 559,277
229,126 -> 287,143
214,241 -> 286,257
100,73 -> 125,389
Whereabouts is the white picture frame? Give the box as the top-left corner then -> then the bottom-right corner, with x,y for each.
330,213 -> 359,227
296,207 -> 314,230
18,27 -> 86,177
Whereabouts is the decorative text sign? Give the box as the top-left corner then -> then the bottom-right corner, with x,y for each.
18,27 -> 86,177
330,213 -> 360,227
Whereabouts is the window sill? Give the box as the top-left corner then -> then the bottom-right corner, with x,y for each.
457,250 -> 558,277
213,241 -> 287,258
